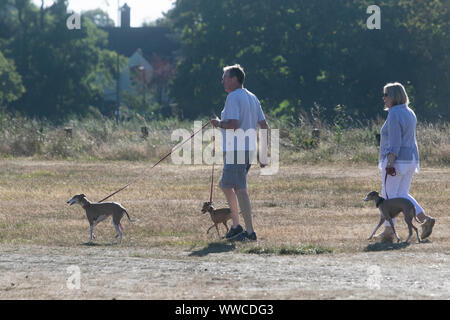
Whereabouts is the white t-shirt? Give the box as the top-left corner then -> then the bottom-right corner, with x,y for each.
220,88 -> 265,152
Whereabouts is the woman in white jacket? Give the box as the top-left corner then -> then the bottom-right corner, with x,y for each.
376,82 -> 435,242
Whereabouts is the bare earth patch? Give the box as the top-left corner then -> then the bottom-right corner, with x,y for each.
1,244 -> 449,299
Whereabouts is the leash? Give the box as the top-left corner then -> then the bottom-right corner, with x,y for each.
209,125 -> 215,203
384,167 -> 396,199
98,120 -> 212,203
384,171 -> 389,199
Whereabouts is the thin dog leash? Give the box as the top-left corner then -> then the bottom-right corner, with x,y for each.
209,125 -> 215,203
384,171 -> 389,199
384,167 -> 396,199
98,120 -> 212,203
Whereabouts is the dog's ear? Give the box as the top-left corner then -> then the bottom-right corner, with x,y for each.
80,194 -> 86,198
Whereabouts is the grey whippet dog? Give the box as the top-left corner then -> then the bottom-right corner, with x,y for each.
67,194 -> 134,244
364,191 -> 422,243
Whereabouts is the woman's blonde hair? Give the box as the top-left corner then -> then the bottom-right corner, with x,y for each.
383,82 -> 409,109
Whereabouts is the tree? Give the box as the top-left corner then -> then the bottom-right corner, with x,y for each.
167,0 -> 450,120
82,8 -> 115,27
0,0 -> 120,119
150,53 -> 175,106
0,50 -> 25,105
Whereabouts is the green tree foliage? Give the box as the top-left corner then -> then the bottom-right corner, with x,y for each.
0,0 -> 120,119
168,0 -> 450,120
82,8 -> 115,27
0,50 -> 25,105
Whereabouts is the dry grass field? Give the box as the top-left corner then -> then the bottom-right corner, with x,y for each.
0,158 -> 449,299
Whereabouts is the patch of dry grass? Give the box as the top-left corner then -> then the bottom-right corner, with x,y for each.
1,112 -> 449,167
0,159 -> 448,254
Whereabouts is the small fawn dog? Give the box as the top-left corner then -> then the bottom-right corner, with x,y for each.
201,201 -> 232,238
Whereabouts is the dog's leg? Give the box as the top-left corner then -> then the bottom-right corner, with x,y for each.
404,215 -> 414,243
368,217 -> 385,240
406,214 -> 422,243
206,224 -> 215,234
114,223 -> 125,238
88,224 -> 94,243
215,224 -> 220,238
114,223 -> 123,244
387,218 -> 401,242
414,225 -> 422,243
405,226 -> 412,243
408,209 -> 422,243
223,221 -> 229,233
92,215 -> 108,240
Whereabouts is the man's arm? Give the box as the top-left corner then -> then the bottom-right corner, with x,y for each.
258,119 -> 269,130
258,119 -> 270,167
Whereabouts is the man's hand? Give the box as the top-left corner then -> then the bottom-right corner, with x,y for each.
211,119 -> 239,130
211,117 -> 221,128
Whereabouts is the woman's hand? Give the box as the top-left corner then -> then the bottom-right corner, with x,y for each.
386,152 -> 397,176
386,152 -> 396,168
386,167 -> 396,176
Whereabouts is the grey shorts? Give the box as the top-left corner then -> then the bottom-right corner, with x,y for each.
219,151 -> 252,190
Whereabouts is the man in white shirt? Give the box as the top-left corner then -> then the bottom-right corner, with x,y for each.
211,64 -> 269,241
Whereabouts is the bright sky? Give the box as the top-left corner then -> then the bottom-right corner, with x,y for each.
32,0 -> 175,27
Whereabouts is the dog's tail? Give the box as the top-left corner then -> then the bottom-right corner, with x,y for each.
123,210 -> 139,223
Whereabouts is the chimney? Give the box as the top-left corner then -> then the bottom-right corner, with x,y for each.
120,3 -> 130,28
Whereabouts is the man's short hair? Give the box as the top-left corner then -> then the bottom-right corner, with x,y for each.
223,64 -> 245,84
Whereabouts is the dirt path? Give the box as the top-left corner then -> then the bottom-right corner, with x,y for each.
1,244 -> 449,300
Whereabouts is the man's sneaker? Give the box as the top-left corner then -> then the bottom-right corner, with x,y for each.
231,231 -> 258,242
232,232 -> 248,242
245,231 -> 257,241
225,224 -> 244,240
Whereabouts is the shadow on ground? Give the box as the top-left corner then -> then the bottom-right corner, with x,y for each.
81,242 -> 119,247
364,241 -> 410,251
189,242 -> 236,257
364,238 -> 431,252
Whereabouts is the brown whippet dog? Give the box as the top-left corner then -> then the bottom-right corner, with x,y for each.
364,191 -> 422,243
67,194 -> 134,244
201,201 -> 232,238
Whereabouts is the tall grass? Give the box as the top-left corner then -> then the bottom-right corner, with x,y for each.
0,109 -> 449,165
